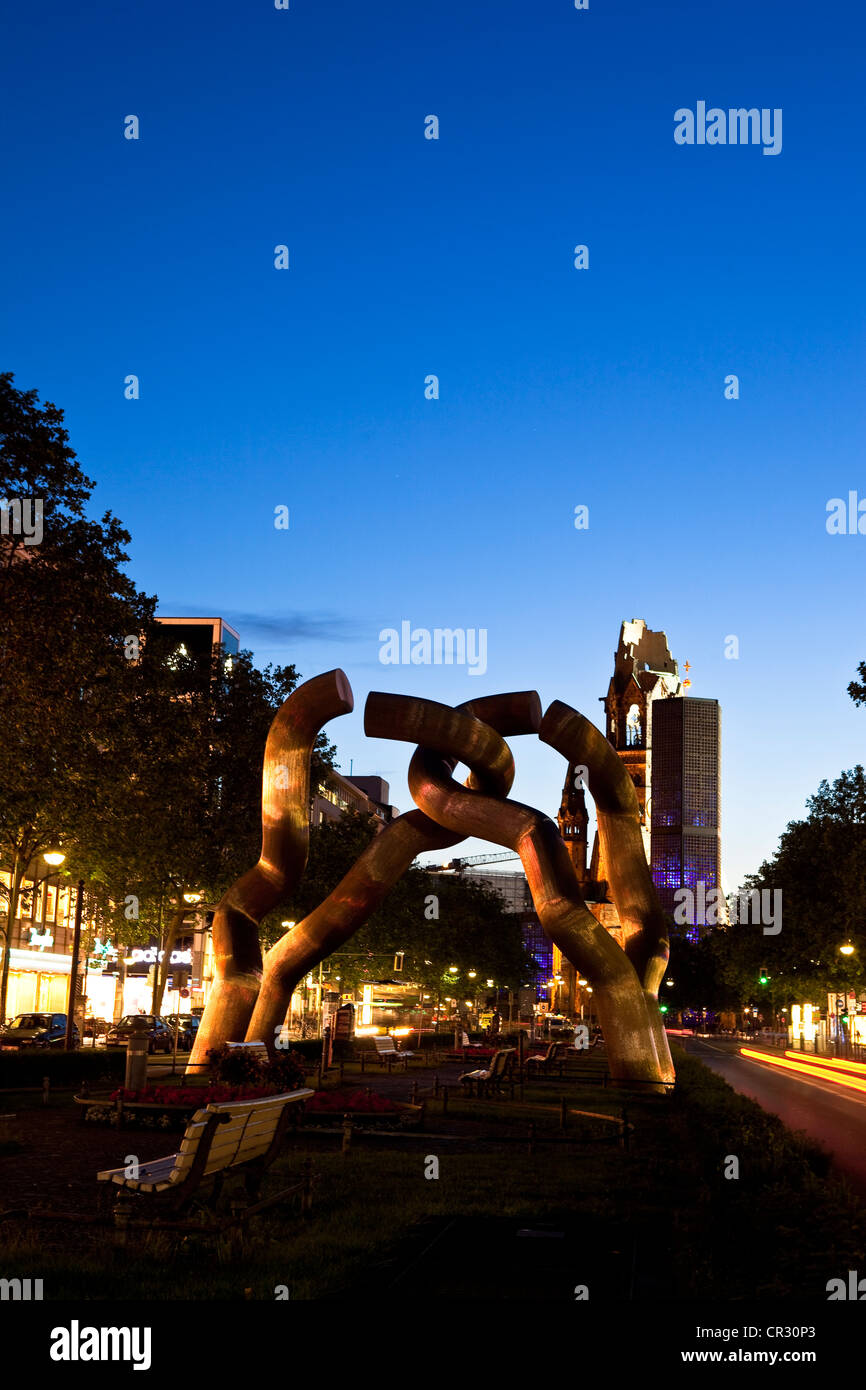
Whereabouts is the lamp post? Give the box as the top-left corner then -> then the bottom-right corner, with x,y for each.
65,880 -> 85,1050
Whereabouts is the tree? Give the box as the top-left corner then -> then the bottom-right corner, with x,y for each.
0,373 -> 156,1019
80,627 -> 337,1015
714,767 -> 866,1010
0,373 -> 338,1022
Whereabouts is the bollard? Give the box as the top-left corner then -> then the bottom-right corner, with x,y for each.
113,1197 -> 131,1249
341,1116 -> 353,1155
442,1085 -> 448,1114
360,1051 -> 366,1074
339,1060 -> 345,1083
411,1081 -> 418,1105
124,1023 -> 149,1093
433,1074 -> 439,1098
301,1157 -> 314,1214
620,1105 -> 630,1151
559,1096 -> 567,1130
42,1076 -> 50,1107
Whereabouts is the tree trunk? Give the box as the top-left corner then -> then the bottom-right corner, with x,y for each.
152,904 -> 186,1016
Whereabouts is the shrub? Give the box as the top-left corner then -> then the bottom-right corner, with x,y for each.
0,1048 -> 126,1089
267,1051 -> 308,1092
207,1044 -> 266,1086
207,1043 -> 307,1092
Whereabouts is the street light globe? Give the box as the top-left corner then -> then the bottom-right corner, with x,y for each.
448,965 -> 458,973
43,850 -> 66,867
468,970 -> 477,978
183,891 -> 202,904
282,920 -> 296,929
840,942 -> 855,956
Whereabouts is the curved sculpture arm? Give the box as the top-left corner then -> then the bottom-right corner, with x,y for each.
538,701 -> 670,983
246,692 -> 542,1050
539,700 -> 673,1081
368,694 -> 670,1090
188,669 -> 354,1069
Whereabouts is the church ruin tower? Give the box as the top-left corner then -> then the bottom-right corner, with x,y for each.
558,779 -> 589,886
558,619 -> 682,898
601,619 -> 681,861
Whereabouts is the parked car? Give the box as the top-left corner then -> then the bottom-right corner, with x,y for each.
0,1013 -> 80,1049
83,1017 -> 109,1044
163,1014 -> 200,1050
105,1015 -> 173,1054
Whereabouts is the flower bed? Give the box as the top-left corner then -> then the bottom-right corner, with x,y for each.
307,1087 -> 400,1115
74,1081 -> 284,1129
303,1087 -> 423,1130
110,1083 -> 278,1106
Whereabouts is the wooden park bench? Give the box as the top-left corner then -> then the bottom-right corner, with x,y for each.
459,1047 -> 518,1099
222,1040 -> 269,1062
523,1041 -> 569,1077
372,1034 -> 415,1070
96,1089 -> 314,1240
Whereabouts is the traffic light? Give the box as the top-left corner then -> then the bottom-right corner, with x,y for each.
759,968 -> 770,986
659,1003 -> 669,1015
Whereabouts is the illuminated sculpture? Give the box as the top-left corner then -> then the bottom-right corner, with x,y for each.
188,673 -> 673,1091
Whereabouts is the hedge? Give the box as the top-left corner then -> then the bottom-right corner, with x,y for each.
0,1048 -> 127,1089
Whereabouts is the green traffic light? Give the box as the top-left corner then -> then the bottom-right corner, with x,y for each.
659,1004 -> 668,1014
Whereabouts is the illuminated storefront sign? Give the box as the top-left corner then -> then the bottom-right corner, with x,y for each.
28,928 -> 54,949
126,948 -> 192,966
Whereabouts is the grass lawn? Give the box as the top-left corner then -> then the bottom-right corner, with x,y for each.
1,1045 -> 864,1300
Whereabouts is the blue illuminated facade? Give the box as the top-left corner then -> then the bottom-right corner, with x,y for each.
650,697 -> 722,940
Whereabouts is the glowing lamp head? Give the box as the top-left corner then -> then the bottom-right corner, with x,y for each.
43,850 -> 66,867
840,943 -> 855,956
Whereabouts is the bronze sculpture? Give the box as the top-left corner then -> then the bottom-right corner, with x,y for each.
188,674 -> 674,1091
366,693 -> 673,1091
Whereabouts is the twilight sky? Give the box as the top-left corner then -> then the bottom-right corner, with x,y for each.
3,0 -> 865,892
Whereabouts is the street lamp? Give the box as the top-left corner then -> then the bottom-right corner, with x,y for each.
840,942 -> 855,956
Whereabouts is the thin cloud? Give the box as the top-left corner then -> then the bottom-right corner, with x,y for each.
221,610 -> 366,645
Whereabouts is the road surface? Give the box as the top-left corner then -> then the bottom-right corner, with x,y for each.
681,1036 -> 866,1196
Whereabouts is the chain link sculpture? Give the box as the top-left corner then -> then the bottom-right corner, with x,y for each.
188,673 -> 673,1091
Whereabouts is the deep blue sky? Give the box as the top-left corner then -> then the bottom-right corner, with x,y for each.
3,0 -> 865,890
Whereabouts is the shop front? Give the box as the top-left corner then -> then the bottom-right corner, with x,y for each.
4,946 -> 72,1019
